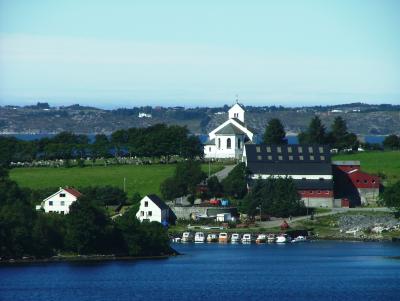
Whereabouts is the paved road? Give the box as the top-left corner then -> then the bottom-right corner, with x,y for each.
257,207 -> 393,229
213,164 -> 236,181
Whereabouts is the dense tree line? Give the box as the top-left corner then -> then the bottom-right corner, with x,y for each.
0,124 -> 203,167
383,135 -> 400,150
0,168 -> 172,259
245,177 -> 306,217
382,181 -> 400,215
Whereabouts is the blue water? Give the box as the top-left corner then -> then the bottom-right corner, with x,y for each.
1,241 -> 400,301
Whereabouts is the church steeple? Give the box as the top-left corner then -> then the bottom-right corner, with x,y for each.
228,100 -> 245,123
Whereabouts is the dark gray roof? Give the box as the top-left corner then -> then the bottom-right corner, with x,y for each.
215,123 -> 246,135
245,144 -> 332,176
147,194 -> 169,210
231,118 -> 256,133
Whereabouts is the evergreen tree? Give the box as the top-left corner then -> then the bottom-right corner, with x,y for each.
383,135 -> 400,150
263,118 -> 287,145
221,163 -> 249,199
299,116 -> 326,144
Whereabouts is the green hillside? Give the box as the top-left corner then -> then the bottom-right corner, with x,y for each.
10,163 -> 224,197
332,151 -> 400,184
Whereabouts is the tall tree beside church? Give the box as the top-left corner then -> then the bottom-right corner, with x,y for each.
263,118 -> 287,145
299,116 -> 326,144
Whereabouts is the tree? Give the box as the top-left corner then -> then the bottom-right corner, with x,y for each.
263,118 -> 287,145
299,116 -> 326,144
80,186 -> 127,206
221,163 -> 248,199
245,177 -> 306,217
383,135 -> 400,150
328,116 -> 359,150
207,176 -> 223,197
382,181 -> 400,213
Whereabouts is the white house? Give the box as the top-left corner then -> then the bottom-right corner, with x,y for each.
204,102 -> 255,159
36,187 -> 82,214
136,194 -> 171,223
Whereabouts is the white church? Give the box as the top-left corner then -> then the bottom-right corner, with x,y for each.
204,102 -> 255,159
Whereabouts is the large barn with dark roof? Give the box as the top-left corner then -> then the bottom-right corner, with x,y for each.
243,144 -> 334,208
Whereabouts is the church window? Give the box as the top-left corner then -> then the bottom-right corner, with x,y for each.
209,147 -> 211,152
227,138 -> 231,149
218,138 -> 221,149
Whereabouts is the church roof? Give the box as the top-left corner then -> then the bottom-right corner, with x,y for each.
229,102 -> 245,112
215,123 -> 246,135
204,138 -> 215,145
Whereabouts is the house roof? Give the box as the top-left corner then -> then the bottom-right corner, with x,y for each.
245,144 -> 332,176
64,188 -> 82,198
147,194 -> 169,210
215,123 -> 246,135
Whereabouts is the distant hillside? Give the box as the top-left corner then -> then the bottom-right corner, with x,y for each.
1,102 -> 399,135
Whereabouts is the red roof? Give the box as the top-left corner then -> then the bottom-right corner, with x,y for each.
64,188 -> 82,198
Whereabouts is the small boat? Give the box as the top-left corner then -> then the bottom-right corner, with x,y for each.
276,234 -> 291,243
231,233 -> 240,243
267,234 -> 276,243
207,233 -> 218,242
194,232 -> 206,243
219,232 -> 229,243
182,232 -> 194,243
241,233 -> 252,244
256,234 -> 267,244
291,235 -> 307,243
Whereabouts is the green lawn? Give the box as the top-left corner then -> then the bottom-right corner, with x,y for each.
332,151 -> 400,184
10,163 -> 224,197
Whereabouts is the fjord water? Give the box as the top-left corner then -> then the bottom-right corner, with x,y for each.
1,242 -> 400,301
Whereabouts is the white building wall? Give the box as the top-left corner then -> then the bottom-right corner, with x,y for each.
228,104 -> 245,122
136,196 -> 165,223
250,174 -> 332,180
43,190 -> 77,214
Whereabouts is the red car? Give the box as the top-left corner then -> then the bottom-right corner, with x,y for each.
209,199 -> 220,206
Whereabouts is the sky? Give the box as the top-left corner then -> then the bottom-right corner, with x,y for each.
0,0 -> 400,108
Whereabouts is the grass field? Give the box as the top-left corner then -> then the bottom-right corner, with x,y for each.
332,151 -> 400,184
10,163 -> 224,197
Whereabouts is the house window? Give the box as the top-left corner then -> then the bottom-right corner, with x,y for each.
148,211 -> 152,216
145,201 -> 148,207
61,201 -> 65,206
257,155 -> 262,160
227,138 -> 231,149
298,146 -> 303,153
141,211 -> 144,216
49,201 -> 53,206
218,138 -> 221,149
238,139 -> 241,149
256,146 -> 261,153
60,193 -> 66,197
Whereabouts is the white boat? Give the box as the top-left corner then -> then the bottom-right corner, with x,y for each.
207,233 -> 218,243
291,235 -> 307,243
219,232 -> 229,243
267,234 -> 276,243
194,232 -> 206,243
241,233 -> 252,244
231,233 -> 240,243
276,234 -> 291,243
256,234 -> 267,244
182,232 -> 194,243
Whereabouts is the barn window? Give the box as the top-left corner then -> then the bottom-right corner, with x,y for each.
257,155 -> 262,160
288,147 -> 292,153
298,146 -> 303,153
319,147 -> 324,153
268,155 -> 272,160
227,138 -> 232,149
277,146 -> 282,153
266,146 -> 271,152
289,155 -> 293,160
317,190 -> 321,194
308,147 -> 313,153
309,191 -> 313,194
310,155 -> 314,160
238,139 -> 241,149
299,156 -> 304,160
256,146 -> 261,153
364,180 -> 368,184
278,155 -> 283,160
320,155 -> 325,161
325,191 -> 329,194
372,180 -> 376,184
356,179 -> 360,183
218,138 -> 221,149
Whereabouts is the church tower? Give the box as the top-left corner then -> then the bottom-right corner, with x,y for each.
228,103 -> 245,123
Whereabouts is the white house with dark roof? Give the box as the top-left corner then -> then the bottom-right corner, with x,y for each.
36,187 -> 82,214
136,194 -> 172,223
204,102 -> 255,159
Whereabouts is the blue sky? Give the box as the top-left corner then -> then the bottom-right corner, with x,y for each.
1,0 -> 399,108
